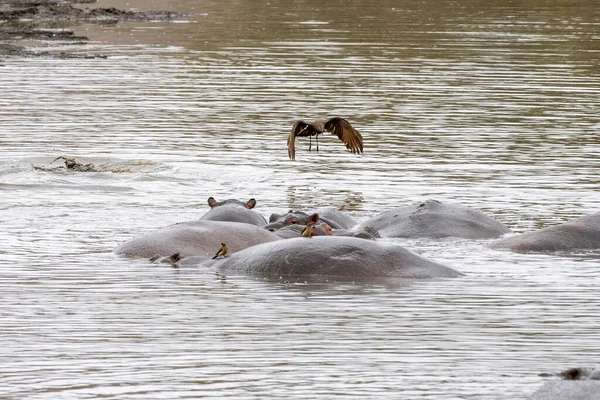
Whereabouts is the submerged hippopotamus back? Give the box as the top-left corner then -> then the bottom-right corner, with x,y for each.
490,213 -> 600,253
358,199 -> 511,239
114,220 -> 279,258
200,197 -> 268,226
215,236 -> 463,279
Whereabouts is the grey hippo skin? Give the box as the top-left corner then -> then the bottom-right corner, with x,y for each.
267,212 -> 377,239
312,207 -> 357,228
274,223 -> 380,240
490,213 -> 600,253
531,367 -> 600,400
215,236 -> 463,279
274,223 -> 332,238
200,197 -> 268,226
114,220 -> 279,258
265,208 -> 356,231
357,199 -> 511,239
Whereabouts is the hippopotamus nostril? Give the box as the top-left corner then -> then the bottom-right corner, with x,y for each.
268,228 -> 275,232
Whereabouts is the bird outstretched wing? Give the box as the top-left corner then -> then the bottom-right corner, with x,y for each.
288,120 -> 311,160
324,117 -> 363,155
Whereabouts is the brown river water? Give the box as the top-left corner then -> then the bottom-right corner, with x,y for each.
1,0 -> 599,398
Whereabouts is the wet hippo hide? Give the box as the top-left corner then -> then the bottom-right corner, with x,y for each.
265,208 -> 355,231
490,213 -> 600,253
311,207 -> 357,229
114,220 -> 279,258
358,199 -> 511,239
273,223 -> 332,238
215,236 -> 463,279
200,197 -> 267,226
274,224 -> 379,240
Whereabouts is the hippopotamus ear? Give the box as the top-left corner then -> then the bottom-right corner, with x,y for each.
309,213 -> 320,223
246,198 -> 257,209
269,213 -> 282,223
208,197 -> 220,208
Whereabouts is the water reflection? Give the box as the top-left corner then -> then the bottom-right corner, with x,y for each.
285,186 -> 365,212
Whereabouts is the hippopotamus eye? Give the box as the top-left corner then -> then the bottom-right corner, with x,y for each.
289,219 -> 298,224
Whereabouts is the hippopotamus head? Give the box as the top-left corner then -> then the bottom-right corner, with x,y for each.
264,211 -> 320,231
200,197 -> 267,226
273,220 -> 333,238
208,197 -> 257,209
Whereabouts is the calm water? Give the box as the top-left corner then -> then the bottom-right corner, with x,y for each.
1,0 -> 599,398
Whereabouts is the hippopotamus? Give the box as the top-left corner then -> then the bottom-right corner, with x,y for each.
213,236 -> 463,280
274,221 -> 333,238
114,220 -> 279,258
531,367 -> 600,400
490,213 -> 600,253
265,208 -> 356,231
312,207 -> 357,228
199,197 -> 267,226
357,199 -> 511,239
267,212 -> 377,239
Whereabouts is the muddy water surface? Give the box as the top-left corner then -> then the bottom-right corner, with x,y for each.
1,1 -> 599,398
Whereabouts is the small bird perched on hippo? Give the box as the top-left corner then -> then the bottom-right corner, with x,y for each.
212,242 -> 228,259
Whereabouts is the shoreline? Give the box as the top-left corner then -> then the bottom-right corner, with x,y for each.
0,0 -> 189,59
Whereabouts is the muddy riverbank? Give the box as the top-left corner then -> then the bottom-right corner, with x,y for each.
0,0 -> 187,58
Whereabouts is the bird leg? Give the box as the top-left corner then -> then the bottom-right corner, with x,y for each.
316,134 -> 319,152
309,135 -> 312,152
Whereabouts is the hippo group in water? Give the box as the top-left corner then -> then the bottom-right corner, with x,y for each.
115,196 -> 599,280
115,197 -> 476,279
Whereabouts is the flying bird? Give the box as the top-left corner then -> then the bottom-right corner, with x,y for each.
212,242 -> 228,259
287,117 -> 363,160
